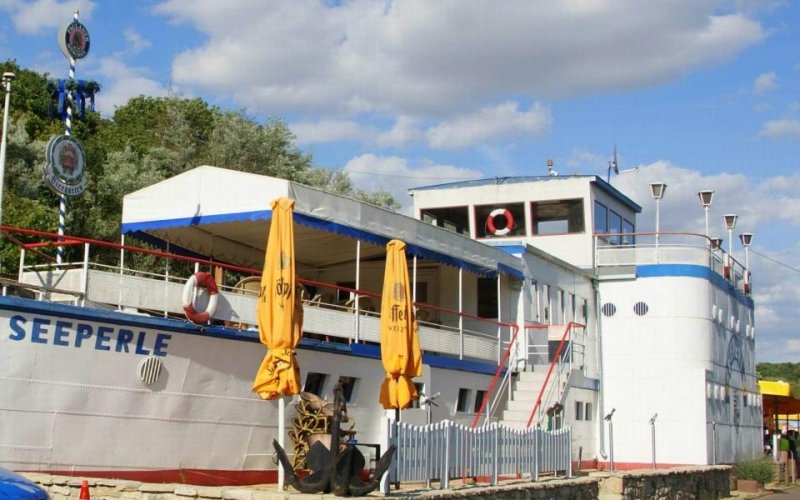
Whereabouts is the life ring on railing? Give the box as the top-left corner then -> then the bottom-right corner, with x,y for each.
182,272 -> 219,324
486,208 -> 514,236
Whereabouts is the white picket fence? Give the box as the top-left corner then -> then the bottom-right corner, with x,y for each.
379,418 -> 572,491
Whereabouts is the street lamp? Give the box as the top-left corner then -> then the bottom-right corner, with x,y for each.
723,214 -> 737,279
710,237 -> 723,251
739,233 -> 753,293
698,190 -> 714,239
605,408 -> 616,472
650,183 -> 667,247
0,71 -> 15,226
649,413 -> 658,470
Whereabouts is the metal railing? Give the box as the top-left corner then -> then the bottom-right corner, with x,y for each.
594,232 -> 751,294
385,418 -> 571,490
526,322 -> 585,428
3,225 -> 514,363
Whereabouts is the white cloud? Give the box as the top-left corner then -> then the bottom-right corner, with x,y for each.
377,116 -> 424,148
291,119 -> 375,145
753,72 -> 778,94
426,102 -> 551,150
95,58 -> 169,115
8,0 -> 96,34
123,29 -> 151,55
759,119 -> 800,139
154,1 -> 765,116
343,154 -> 483,213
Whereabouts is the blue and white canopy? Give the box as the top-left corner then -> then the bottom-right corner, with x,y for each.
121,166 -> 525,279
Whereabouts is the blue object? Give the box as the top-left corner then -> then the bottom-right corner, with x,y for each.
0,467 -> 48,499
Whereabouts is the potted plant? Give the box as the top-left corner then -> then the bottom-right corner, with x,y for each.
733,458 -> 776,493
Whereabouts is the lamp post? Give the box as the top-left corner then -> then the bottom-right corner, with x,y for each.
650,183 -> 667,248
649,413 -> 658,469
0,72 -> 15,226
698,190 -> 714,240
723,214 -> 737,280
605,408 -> 616,472
739,233 -> 753,293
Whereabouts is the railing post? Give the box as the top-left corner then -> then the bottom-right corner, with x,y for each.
567,427 -> 573,478
531,427 -> 539,481
18,248 -> 25,281
442,420 -> 451,489
380,416 -> 391,494
80,242 -> 89,306
491,423 -> 499,486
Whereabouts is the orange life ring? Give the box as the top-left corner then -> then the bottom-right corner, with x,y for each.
486,208 -> 514,236
182,272 -> 219,324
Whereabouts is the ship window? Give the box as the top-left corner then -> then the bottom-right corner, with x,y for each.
420,206 -> 470,236
594,201 -> 608,236
601,303 -> 616,317
575,401 -> 585,421
622,219 -> 635,244
530,280 -> 541,322
530,199 -> 584,235
609,210 -> 622,245
476,203 -> 525,237
337,375 -> 358,403
457,388 -> 471,413
584,402 -> 593,421
304,372 -> 328,397
477,277 -> 498,318
474,390 -> 487,413
411,382 -> 425,408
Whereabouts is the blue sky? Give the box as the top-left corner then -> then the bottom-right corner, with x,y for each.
1,0 -> 799,362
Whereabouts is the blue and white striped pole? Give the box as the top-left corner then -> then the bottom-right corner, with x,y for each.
56,10 -> 80,265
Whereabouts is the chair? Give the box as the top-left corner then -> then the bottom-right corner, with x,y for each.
233,276 -> 261,296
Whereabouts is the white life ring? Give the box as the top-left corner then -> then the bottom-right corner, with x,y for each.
486,208 -> 514,236
182,272 -> 219,324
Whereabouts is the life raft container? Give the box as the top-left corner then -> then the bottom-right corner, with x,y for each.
486,208 -> 514,236
182,271 -> 219,324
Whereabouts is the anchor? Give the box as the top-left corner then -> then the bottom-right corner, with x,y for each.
273,383 -> 396,496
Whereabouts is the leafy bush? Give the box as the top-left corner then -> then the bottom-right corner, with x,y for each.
733,458 -> 776,485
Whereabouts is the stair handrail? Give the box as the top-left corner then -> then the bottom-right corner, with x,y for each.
525,322 -> 584,428
532,341 -> 574,428
470,322 -> 523,428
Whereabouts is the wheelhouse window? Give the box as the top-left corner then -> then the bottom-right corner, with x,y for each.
622,219 -> 635,244
530,199 -> 584,235
456,388 -> 471,413
476,203 -> 525,238
594,201 -> 608,237
421,206 -> 470,236
609,210 -> 622,245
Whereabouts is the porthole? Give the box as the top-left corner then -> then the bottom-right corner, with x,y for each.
633,301 -> 649,316
138,356 -> 163,386
601,303 -> 617,317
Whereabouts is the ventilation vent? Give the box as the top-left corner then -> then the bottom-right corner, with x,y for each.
138,356 -> 163,386
601,303 -> 617,317
633,301 -> 649,316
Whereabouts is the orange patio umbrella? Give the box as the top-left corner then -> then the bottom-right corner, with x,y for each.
379,240 -> 422,410
252,197 -> 303,400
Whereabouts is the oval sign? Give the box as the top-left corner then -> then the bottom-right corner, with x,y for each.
58,20 -> 91,60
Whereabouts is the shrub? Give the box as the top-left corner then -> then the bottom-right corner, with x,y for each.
733,458 -> 776,485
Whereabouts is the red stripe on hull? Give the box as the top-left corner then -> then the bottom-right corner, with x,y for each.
31,469 -> 279,486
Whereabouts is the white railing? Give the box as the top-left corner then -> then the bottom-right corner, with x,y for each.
594,232 -> 751,294
16,244 -> 509,364
383,419 -> 571,491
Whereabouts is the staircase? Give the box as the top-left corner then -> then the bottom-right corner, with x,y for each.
501,368 -> 573,429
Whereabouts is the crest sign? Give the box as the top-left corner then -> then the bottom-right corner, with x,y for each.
43,135 -> 88,196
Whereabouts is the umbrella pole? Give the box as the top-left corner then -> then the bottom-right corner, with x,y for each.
395,407 -> 400,490
278,397 -> 285,490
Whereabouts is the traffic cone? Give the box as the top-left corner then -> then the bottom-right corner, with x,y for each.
79,479 -> 90,499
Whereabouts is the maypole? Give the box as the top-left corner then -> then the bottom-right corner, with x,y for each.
44,10 -> 98,264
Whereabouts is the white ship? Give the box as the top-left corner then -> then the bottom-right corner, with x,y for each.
0,165 -> 760,485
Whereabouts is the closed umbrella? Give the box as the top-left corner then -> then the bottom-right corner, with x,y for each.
252,197 -> 303,400
379,240 -> 422,410
252,197 -> 303,490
